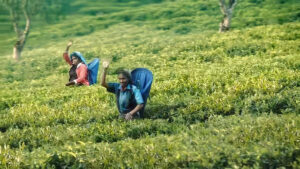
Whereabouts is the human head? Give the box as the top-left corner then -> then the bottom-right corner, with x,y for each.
118,70 -> 132,88
70,53 -> 82,65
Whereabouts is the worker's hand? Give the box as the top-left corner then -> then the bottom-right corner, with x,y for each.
65,81 -> 75,86
103,61 -> 109,69
125,113 -> 133,121
67,41 -> 73,48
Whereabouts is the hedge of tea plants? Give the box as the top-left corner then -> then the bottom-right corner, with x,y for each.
0,0 -> 299,168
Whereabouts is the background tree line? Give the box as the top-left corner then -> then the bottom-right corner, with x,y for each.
2,0 -> 297,60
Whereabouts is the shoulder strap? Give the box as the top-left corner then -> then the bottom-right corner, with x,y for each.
116,89 -> 121,113
128,84 -> 137,108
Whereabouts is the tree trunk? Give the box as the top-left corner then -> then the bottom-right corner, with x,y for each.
10,0 -> 30,60
219,0 -> 237,33
13,42 -> 22,60
219,10 -> 232,32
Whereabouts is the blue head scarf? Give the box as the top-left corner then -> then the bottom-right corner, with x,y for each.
70,51 -> 87,65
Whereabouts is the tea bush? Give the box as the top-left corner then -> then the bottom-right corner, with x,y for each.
0,0 -> 299,168
1,114 -> 298,168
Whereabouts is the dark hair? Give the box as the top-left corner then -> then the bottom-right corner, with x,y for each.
118,70 -> 133,84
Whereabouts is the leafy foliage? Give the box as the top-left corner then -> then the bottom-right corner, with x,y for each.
0,0 -> 299,168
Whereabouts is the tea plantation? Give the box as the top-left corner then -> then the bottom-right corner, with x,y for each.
0,0 -> 299,168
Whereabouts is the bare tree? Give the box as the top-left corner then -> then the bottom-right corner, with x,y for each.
0,0 -> 63,60
219,0 -> 237,32
0,0 -> 31,60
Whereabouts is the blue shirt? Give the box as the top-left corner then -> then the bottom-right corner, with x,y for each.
107,83 -> 144,114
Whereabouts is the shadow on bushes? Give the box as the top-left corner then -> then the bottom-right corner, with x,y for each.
144,102 -> 187,121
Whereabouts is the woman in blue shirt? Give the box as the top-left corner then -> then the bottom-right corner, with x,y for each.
101,61 -> 144,120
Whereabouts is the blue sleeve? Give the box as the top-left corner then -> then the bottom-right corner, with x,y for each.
107,83 -> 119,94
133,87 -> 144,104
